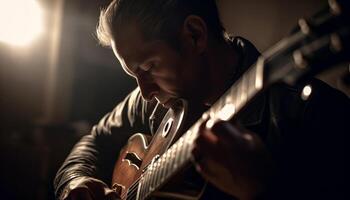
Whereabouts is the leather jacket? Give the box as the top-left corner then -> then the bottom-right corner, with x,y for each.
54,37 -> 349,199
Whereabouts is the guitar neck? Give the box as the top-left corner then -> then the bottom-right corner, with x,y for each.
129,1 -> 350,198
135,62 -> 265,200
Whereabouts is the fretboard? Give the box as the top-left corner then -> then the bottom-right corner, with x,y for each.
132,60 -> 265,200
125,2 -> 350,197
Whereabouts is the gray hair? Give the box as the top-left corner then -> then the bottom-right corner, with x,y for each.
96,0 -> 225,48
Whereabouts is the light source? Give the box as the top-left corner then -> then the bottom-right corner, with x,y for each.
0,0 -> 44,47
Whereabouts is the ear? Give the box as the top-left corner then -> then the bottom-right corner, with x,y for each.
181,15 -> 208,54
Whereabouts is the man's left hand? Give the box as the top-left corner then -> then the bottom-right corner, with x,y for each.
192,120 -> 273,200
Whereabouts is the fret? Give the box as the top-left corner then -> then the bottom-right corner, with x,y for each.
158,157 -> 164,186
225,88 -> 235,107
142,169 -> 150,198
177,137 -> 185,165
240,74 -> 248,106
136,178 -> 141,200
171,143 -> 179,170
164,147 -> 173,180
155,160 -> 162,189
163,146 -> 171,177
150,162 -> 158,192
157,156 -> 165,183
248,66 -> 257,97
139,176 -> 146,200
182,130 -> 194,162
214,96 -> 226,118
159,155 -> 166,182
166,147 -> 173,177
173,143 -> 180,170
149,163 -> 155,192
137,177 -> 143,200
233,79 -> 241,112
153,158 -> 160,193
255,57 -> 264,91
138,59 -> 266,200
167,145 -> 177,175
144,165 -> 151,195
147,166 -> 153,193
229,86 -> 238,110
237,78 -> 245,111
176,140 -> 184,165
160,151 -> 168,182
129,3 -> 348,197
246,65 -> 257,99
217,102 -> 236,121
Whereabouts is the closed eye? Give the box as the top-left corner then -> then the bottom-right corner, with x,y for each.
140,63 -> 154,72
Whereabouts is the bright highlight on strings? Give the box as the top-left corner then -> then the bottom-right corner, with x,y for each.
0,0 -> 44,47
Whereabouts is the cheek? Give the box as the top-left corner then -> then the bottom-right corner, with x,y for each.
155,77 -> 182,96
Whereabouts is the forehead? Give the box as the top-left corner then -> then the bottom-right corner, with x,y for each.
111,22 -> 177,76
111,23 -> 145,72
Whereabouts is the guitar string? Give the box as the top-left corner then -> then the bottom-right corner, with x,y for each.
123,148 -> 181,199
122,163 -> 158,200
119,4 -> 344,199
123,158 -> 157,197
120,79 -> 229,199
124,160 -> 166,200
118,161 -> 160,199
123,142 -> 194,200
121,177 -> 141,199
121,105 -> 210,200
123,98 -> 236,200
122,75 -> 246,199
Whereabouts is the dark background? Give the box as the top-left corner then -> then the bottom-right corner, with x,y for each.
0,0 -> 348,199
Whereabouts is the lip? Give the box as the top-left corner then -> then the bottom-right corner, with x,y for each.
160,98 -> 174,108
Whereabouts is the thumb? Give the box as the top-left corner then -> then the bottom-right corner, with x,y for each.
104,187 -> 120,200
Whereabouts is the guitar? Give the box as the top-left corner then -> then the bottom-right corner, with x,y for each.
111,1 -> 350,199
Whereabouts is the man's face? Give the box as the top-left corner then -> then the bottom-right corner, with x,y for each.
111,23 -> 209,108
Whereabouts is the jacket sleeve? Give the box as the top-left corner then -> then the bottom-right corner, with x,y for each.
53,87 -> 159,199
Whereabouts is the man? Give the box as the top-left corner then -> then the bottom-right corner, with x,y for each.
54,0 -> 348,199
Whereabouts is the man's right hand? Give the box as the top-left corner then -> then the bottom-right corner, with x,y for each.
61,177 -> 119,200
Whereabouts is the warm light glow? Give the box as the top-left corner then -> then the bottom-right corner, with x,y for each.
301,84 -> 312,100
0,0 -> 44,46
218,103 -> 235,121
206,118 -> 215,129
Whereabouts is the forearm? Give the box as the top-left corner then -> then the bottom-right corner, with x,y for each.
54,134 -> 102,199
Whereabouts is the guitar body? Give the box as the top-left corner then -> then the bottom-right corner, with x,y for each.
112,100 -> 206,199
112,133 -> 148,198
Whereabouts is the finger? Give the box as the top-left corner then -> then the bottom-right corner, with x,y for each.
85,179 -> 117,200
192,128 -> 218,163
200,119 -> 241,146
194,156 -> 221,180
211,120 -> 242,140
198,118 -> 219,144
191,135 -> 207,175
211,120 -> 259,148
192,138 -> 221,178
192,119 -> 219,163
230,122 -> 260,144
104,187 -> 120,200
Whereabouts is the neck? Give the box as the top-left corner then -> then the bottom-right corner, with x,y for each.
203,38 -> 239,106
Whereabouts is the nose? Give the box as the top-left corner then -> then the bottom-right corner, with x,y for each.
135,73 -> 159,101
